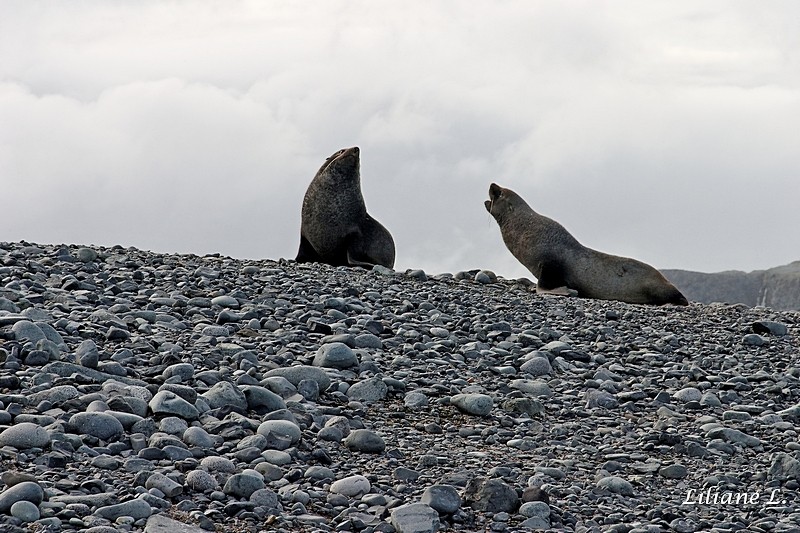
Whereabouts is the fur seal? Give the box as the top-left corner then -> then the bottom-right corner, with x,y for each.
296,147 -> 395,269
485,183 -> 688,306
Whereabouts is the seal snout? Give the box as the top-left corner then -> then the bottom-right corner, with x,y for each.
486,183 -> 503,213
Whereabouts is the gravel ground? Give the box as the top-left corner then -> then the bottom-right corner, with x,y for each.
1,241 -> 799,533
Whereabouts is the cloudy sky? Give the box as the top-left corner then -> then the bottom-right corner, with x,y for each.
2,1 -> 798,280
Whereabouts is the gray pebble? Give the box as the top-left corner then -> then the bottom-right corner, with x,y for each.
330,474 -> 370,497
69,412 -> 124,441
390,502 -> 441,533
464,478 -> 519,513
421,484 -> 461,514
520,356 -> 552,376
201,380 -> 247,411
596,476 -> 634,496
94,497 -> 152,520
148,391 -> 199,420
10,500 -> 40,522
0,481 -> 44,513
347,376 -> 388,402
0,422 -> 51,449
344,429 -> 385,453
451,393 -> 493,416
223,472 -> 265,498
313,342 -> 359,369
263,366 -> 331,391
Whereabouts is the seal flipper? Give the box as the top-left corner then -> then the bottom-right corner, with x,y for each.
296,235 -> 323,263
535,260 -> 568,291
345,233 -> 379,269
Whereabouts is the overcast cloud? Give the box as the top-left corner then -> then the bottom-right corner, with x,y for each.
2,1 -> 798,280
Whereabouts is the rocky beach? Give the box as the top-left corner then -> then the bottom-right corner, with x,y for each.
1,241 -> 799,533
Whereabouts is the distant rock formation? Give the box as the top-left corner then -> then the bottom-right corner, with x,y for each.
663,261 -> 800,311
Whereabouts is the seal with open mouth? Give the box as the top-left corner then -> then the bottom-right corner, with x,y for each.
485,182 -> 688,305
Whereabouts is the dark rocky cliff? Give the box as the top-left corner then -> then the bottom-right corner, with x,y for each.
663,261 -> 800,310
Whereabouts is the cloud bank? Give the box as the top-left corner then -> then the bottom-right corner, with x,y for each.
2,2 -> 799,279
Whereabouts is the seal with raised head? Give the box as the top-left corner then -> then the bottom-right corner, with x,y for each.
297,147 -> 395,269
485,183 -> 688,305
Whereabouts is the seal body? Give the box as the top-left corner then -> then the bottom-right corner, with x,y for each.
485,183 -> 688,306
297,147 -> 395,269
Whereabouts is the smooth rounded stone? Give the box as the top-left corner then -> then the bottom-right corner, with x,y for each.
346,376 -> 388,403
240,385 -> 286,413
75,339 -> 100,369
145,472 -> 183,498
250,488 -> 279,509
465,478 -> 519,513
510,379 -> 552,398
390,502 -> 440,533
421,484 -> 461,514
706,427 -> 762,447
10,500 -> 40,522
451,393 -> 493,416
201,380 -> 247,411
162,363 -> 195,381
91,454 -> 121,469
596,476 -> 634,496
305,466 -> 336,481
519,500 -> 550,519
0,481 -> 44,513
742,333 -> 768,346
330,474 -> 371,497
313,342 -> 359,369
256,419 -> 302,447
543,340 -> 572,354
223,472 -> 265,499
11,320 -> 47,343
263,366 -> 331,391
23,349 -> 49,366
94,497 -> 152,520
183,426 -> 217,448
210,295 -> 239,308
752,320 -> 788,336
344,429 -> 385,453
354,333 -> 383,349
723,410 -> 752,422
148,391 -> 199,420
0,422 -> 51,449
520,356 -> 552,376
673,387 -> 702,403
200,456 -> 236,473
404,391 -> 429,409
30,384 -> 80,406
76,247 -> 98,262
159,416 -> 189,436
261,449 -> 293,465
69,412 -> 124,441
659,464 -> 688,479
317,426 -> 343,442
255,462 -> 284,482
474,271 -> 493,284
